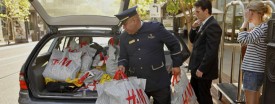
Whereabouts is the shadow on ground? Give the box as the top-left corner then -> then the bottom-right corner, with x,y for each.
0,42 -> 32,48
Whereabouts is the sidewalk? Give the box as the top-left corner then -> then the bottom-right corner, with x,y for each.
0,40 -> 34,48
180,44 -> 241,104
0,41 -> 17,47
181,65 -> 231,104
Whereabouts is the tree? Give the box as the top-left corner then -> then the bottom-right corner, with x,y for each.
129,0 -> 155,19
165,0 -> 196,50
0,0 -> 30,43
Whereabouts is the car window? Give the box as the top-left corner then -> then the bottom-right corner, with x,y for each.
92,37 -> 111,47
34,36 -> 112,66
36,36 -> 113,57
70,36 -> 110,48
37,36 -> 70,57
37,38 -> 54,56
57,37 -> 70,51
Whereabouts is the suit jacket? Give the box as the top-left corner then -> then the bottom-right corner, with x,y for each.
118,22 -> 184,92
188,16 -> 222,80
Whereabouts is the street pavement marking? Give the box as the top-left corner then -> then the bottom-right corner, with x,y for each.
0,71 -> 18,80
0,53 -> 29,61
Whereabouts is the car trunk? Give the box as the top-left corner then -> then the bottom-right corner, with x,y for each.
26,29 -> 114,100
28,53 -> 99,99
27,0 -> 129,100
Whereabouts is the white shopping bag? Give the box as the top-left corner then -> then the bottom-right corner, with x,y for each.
171,70 -> 197,104
43,49 -> 63,75
128,77 -> 146,90
78,46 -> 97,77
68,39 -> 80,52
106,44 -> 119,77
92,54 -> 101,67
96,70 -> 149,104
43,49 -> 82,81
82,69 -> 105,83
96,78 -> 116,104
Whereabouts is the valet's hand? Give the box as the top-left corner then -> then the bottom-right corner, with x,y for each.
172,67 -> 181,75
117,65 -> 125,73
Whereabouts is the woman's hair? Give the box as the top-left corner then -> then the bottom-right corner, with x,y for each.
247,1 -> 272,22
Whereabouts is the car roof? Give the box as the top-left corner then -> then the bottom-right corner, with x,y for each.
30,0 -> 129,28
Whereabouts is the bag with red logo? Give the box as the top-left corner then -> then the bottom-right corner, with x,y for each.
96,70 -> 149,104
78,45 -> 97,77
43,49 -> 82,81
43,49 -> 63,75
95,79 -> 117,104
171,70 -> 197,104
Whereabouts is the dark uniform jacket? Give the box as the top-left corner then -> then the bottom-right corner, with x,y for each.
118,22 -> 183,92
188,16 -> 222,80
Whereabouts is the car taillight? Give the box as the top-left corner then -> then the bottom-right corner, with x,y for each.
19,73 -> 28,90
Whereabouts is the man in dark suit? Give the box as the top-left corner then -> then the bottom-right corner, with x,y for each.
188,0 -> 222,104
115,6 -> 184,104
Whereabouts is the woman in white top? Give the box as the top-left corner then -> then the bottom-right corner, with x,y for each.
237,1 -> 272,104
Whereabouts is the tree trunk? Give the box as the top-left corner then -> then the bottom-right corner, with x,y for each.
7,19 -> 11,40
11,19 -> 15,41
178,1 -> 194,53
173,16 -> 179,36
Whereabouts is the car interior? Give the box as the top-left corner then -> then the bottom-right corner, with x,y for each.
27,35 -> 111,98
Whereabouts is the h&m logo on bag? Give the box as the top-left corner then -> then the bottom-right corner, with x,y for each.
126,89 -> 147,104
182,83 -> 194,104
52,57 -> 72,67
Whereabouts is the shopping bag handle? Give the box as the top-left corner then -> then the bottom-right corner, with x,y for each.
171,74 -> 180,86
77,72 -> 90,85
113,70 -> 128,80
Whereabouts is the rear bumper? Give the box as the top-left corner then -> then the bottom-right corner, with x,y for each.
18,90 -> 32,104
18,90 -> 95,104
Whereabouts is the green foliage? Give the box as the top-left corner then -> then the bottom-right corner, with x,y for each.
182,0 -> 196,9
0,0 -> 30,21
0,0 -> 30,40
166,0 -> 180,15
130,0 -> 154,19
166,0 -> 196,16
129,0 -> 196,23
157,0 -> 166,3
18,0 -> 30,20
184,0 -> 196,4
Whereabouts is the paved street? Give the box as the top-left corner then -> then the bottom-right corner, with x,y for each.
0,42 -> 38,104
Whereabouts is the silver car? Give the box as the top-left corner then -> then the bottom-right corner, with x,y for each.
18,0 -> 187,104
18,0 -> 129,104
